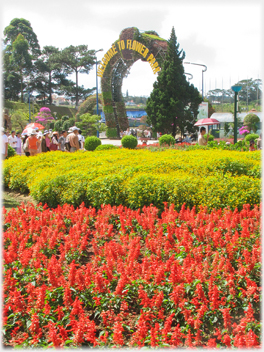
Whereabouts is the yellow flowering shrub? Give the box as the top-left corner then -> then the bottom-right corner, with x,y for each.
3,149 -> 261,210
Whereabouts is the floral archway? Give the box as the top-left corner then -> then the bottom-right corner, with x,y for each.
98,27 -> 168,135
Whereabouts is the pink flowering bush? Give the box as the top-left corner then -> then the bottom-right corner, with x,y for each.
35,107 -> 54,125
239,126 -> 250,136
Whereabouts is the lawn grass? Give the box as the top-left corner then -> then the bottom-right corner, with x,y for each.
2,190 -> 36,213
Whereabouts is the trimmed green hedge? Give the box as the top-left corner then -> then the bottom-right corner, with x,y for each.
245,133 -> 259,142
95,144 -> 119,151
159,134 -> 175,146
121,135 -> 138,149
84,136 -> 101,151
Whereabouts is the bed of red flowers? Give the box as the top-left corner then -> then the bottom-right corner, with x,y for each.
3,202 -> 261,348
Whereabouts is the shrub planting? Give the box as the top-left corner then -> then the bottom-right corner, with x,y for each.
159,134 -> 175,146
106,127 -> 118,139
7,145 -> 16,159
204,133 -> 214,141
84,136 -> 101,151
121,135 -> 138,149
244,133 -> 259,142
3,149 -> 260,210
95,144 -> 119,151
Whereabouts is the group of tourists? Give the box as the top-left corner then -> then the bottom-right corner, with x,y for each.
198,126 -> 262,150
2,126 -> 85,158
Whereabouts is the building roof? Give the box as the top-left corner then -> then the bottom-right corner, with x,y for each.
210,113 -> 234,123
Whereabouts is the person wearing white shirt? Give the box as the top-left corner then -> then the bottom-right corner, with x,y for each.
2,127 -> 8,159
16,132 -> 22,155
78,129 -> 85,150
8,130 -> 17,151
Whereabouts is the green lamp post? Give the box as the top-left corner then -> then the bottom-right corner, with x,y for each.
231,85 -> 242,144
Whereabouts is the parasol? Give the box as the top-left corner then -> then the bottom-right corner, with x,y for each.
21,127 -> 34,136
194,118 -> 220,126
24,123 -> 45,131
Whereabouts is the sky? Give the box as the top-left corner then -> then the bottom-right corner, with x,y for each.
1,0 -> 263,98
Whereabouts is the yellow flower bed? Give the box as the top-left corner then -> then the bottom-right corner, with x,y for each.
3,149 -> 261,210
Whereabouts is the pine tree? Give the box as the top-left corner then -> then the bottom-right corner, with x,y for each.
146,27 -> 202,137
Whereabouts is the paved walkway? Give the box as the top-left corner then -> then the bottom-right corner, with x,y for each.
100,138 -> 159,146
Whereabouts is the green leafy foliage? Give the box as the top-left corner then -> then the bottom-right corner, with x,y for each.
3,149 -> 260,210
58,45 -> 96,108
34,46 -> 64,105
10,110 -> 29,131
244,133 -> 259,142
159,134 -> 175,146
61,115 -> 69,122
75,94 -> 102,120
3,18 -> 40,102
54,120 -> 62,131
244,114 -> 260,133
76,113 -> 105,137
146,27 -> 202,137
62,120 -> 70,132
204,133 -> 214,141
84,136 -> 101,151
95,144 -> 119,151
121,135 -> 138,149
7,145 -> 16,159
106,127 -> 118,138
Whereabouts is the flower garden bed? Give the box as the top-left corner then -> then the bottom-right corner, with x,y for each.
3,149 -> 260,210
3,202 -> 261,348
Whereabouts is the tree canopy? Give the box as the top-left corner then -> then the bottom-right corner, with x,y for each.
4,18 -> 40,58
3,19 -> 96,106
146,27 -> 202,137
33,46 -> 71,104
76,113 -> 106,137
58,45 -> 96,108
3,18 -> 40,102
10,34 -> 32,102
243,113 -> 260,133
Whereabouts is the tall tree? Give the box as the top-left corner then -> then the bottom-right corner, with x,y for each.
235,78 -> 262,103
60,83 -> 95,106
58,45 -> 96,108
34,46 -> 67,104
3,18 -> 40,101
10,34 -> 32,102
4,18 -> 40,58
146,27 -> 202,137
3,70 -> 21,101
206,89 -> 234,104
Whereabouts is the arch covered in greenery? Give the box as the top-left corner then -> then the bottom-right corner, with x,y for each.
99,27 -> 168,134
75,94 -> 103,121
